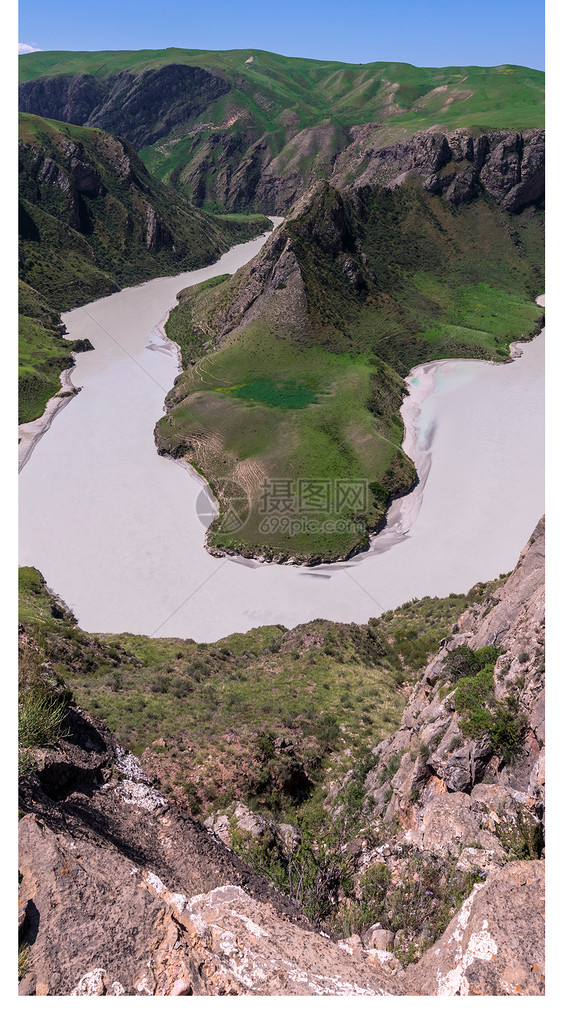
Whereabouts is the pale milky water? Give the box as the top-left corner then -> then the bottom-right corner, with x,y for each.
19,224 -> 544,640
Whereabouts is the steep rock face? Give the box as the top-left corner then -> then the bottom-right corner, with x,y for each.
18,703 -> 403,997
19,65 -> 231,150
330,128 -> 544,213
358,519 -> 544,841
147,126 -> 545,216
19,114 -> 271,308
312,518 -> 545,966
18,521 -> 545,994
405,861 -> 545,995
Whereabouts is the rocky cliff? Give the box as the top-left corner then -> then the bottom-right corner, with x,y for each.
18,113 -> 269,309
361,516 -> 545,828
18,697 -> 405,996
18,521 -> 545,995
174,125 -> 545,216
19,64 -> 231,151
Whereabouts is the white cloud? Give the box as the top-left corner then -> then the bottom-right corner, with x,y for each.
19,43 -> 42,55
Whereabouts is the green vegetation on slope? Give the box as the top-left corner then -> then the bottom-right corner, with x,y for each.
284,181 -> 544,369
18,565 -> 508,946
18,280 -> 83,424
19,48 -> 544,133
18,113 -> 270,423
158,321 -> 415,560
157,179 -> 543,560
19,49 -> 544,213
18,566 -> 506,817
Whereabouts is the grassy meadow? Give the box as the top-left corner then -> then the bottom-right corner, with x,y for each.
158,319 -> 415,559
19,48 -> 544,136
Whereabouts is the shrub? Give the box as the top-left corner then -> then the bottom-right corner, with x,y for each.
496,805 -> 544,859
18,943 -> 30,982
19,684 -> 68,749
256,732 -> 275,761
453,661 -> 525,760
454,664 -> 495,737
182,779 -> 203,817
317,713 -> 340,750
447,645 -> 500,684
352,854 -> 487,965
151,673 -> 170,693
418,742 -> 430,763
230,816 -> 358,926
489,697 -> 525,762
381,750 -> 403,784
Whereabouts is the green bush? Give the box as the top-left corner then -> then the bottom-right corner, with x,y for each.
496,805 -> 544,860
453,662 -> 525,760
380,750 -> 403,784
418,741 -> 430,763
19,684 -> 67,748
317,713 -> 340,750
447,644 -> 500,684
230,817 -> 357,926
350,854 -> 487,965
18,943 -> 30,982
454,664 -> 495,738
489,697 -> 525,762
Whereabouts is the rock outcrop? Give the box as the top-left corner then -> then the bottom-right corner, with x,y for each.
360,517 -> 545,843
144,126 -> 545,216
19,64 -> 231,150
330,128 -> 544,213
18,703 -> 404,996
404,861 -> 545,995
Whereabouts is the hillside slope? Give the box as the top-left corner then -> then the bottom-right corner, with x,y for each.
19,49 -> 545,213
154,134 -> 544,561
18,113 -> 269,423
18,521 -> 545,994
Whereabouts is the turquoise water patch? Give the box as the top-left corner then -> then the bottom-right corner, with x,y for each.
227,379 -> 318,409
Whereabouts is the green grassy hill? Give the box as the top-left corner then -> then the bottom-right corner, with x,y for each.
18,113 -> 270,423
19,49 -> 544,213
156,177 -> 544,561
18,48 -> 545,130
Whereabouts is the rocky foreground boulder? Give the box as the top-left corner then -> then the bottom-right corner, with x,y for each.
18,722 -> 403,996
18,520 -> 545,995
407,860 -> 544,995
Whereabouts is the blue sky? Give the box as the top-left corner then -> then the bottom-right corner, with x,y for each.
18,0 -> 545,70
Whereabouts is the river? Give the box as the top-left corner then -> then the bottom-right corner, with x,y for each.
19,225 -> 544,641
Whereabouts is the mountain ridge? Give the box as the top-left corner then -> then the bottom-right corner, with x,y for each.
19,49 -> 544,214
